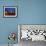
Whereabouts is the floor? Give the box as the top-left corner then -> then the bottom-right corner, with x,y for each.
19,39 -> 46,46
0,40 -> 46,46
0,44 -> 18,46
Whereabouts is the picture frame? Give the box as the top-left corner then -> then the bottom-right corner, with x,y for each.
3,6 -> 17,18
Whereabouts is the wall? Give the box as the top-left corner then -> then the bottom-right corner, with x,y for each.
0,0 -> 46,45
0,0 -> 18,44
18,0 -> 46,24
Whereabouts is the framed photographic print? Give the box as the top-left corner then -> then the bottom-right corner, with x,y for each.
3,6 -> 17,18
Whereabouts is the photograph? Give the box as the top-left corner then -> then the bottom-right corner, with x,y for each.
3,6 -> 17,17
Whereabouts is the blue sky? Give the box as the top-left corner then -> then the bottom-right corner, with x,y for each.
5,8 -> 15,13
